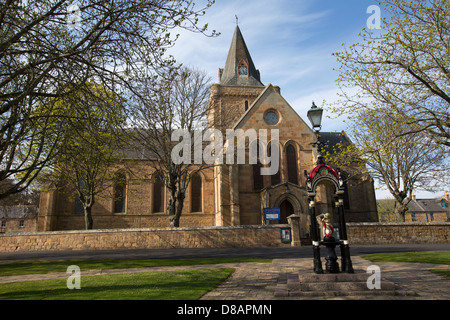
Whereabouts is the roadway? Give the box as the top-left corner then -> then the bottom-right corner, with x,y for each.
0,243 -> 448,262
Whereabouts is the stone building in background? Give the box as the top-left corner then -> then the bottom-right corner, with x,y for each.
38,26 -> 378,237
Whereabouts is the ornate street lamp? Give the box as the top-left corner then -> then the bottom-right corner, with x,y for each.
307,101 -> 323,132
307,102 -> 325,165
305,102 -> 354,274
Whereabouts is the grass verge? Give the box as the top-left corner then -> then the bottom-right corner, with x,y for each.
361,251 -> 450,279
0,268 -> 234,300
361,251 -> 450,265
0,258 -> 271,276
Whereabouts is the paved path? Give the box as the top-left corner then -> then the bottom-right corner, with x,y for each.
200,256 -> 450,300
1,255 -> 449,300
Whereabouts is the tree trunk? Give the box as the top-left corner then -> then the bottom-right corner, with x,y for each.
394,203 -> 407,222
171,193 -> 185,228
84,206 -> 93,230
168,187 -> 178,227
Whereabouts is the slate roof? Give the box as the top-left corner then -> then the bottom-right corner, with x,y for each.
219,26 -> 263,86
0,205 -> 37,219
318,131 -> 353,154
407,198 -> 449,213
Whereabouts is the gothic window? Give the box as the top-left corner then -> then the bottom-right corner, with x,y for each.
252,140 -> 264,191
268,144 -> 281,186
113,172 -> 126,213
253,162 -> 264,191
74,177 -> 86,215
74,196 -> 84,215
191,173 -> 202,212
286,144 -> 298,185
245,100 -> 249,111
153,173 -> 165,213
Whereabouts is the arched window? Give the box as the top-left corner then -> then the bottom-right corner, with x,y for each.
153,173 -> 165,213
286,144 -> 298,185
191,173 -> 202,212
252,140 -> 264,190
74,196 -> 84,215
245,100 -> 249,111
268,144 -> 281,186
113,172 -> 126,213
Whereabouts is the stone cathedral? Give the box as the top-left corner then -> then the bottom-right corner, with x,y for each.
38,26 -> 378,236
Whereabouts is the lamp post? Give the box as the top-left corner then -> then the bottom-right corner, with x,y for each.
306,101 -> 353,274
307,102 -> 325,165
307,101 -> 325,273
307,101 -> 323,133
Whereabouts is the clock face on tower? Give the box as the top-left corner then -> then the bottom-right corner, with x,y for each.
264,111 -> 279,125
238,66 -> 248,76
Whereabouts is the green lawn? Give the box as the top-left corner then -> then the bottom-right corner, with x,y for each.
0,268 -> 234,300
362,251 -> 450,279
0,258 -> 271,276
361,251 -> 450,265
0,258 -> 271,300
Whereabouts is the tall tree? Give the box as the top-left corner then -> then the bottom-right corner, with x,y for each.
332,0 -> 449,151
0,0 -> 216,200
41,82 -> 127,230
329,109 -> 448,222
129,67 -> 212,227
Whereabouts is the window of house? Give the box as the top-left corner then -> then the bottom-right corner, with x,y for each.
286,144 -> 298,185
113,172 -> 126,213
245,100 -> 249,111
1,220 -> 5,228
191,173 -> 202,212
411,213 -> 416,221
19,220 -> 24,228
153,173 -> 165,213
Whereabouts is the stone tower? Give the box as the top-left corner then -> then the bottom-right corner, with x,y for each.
207,25 -> 266,131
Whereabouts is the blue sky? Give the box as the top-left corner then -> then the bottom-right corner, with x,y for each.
169,0 -> 374,131
167,0 -> 444,200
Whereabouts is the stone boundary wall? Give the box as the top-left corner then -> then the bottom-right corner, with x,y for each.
347,222 -> 450,244
0,225 -> 291,253
0,222 -> 448,252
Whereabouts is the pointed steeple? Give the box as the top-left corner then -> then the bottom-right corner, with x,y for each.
219,26 -> 263,86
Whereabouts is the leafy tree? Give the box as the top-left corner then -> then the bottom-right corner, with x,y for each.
327,109 -> 448,222
42,82 -> 127,230
0,0 -> 216,200
332,0 -> 449,151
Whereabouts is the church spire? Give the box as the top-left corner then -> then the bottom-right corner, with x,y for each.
219,25 -> 263,86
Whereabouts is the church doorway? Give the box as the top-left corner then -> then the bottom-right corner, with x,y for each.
279,200 -> 294,224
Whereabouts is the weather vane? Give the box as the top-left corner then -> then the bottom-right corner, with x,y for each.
235,15 -> 239,26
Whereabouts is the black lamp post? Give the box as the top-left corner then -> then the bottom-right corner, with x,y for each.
307,101 -> 323,133
307,102 -> 325,165
306,101 -> 353,274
